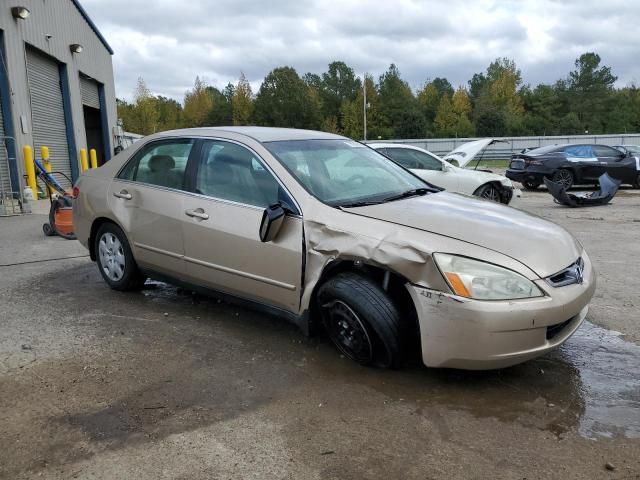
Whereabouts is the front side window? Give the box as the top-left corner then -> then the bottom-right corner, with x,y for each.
195,140 -> 285,208
593,145 -> 623,158
386,148 -> 443,171
118,139 -> 194,190
265,139 -> 428,207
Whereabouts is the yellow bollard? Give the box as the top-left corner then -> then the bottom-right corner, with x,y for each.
89,148 -> 98,169
40,146 -> 54,196
23,145 -> 38,200
80,148 -> 88,172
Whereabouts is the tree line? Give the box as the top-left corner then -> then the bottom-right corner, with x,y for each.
117,53 -> 640,140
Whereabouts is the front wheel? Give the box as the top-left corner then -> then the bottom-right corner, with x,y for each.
317,272 -> 404,368
474,183 -> 502,202
633,173 -> 640,189
95,223 -> 146,291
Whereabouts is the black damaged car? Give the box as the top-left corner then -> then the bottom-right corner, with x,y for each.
506,144 -> 640,190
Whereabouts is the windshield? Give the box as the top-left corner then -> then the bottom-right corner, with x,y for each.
264,139 -> 429,207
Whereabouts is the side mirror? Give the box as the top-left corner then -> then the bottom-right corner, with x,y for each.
259,203 -> 285,242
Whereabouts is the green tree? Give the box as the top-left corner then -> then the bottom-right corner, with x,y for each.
341,75 -> 383,140
378,64 -> 425,138
132,77 -> 159,134
319,61 -> 361,130
416,82 -> 440,129
254,66 -> 321,129
183,76 -> 213,127
155,96 -> 182,131
232,72 -> 253,126
206,86 -> 232,125
434,95 -> 456,137
566,52 -> 617,133
451,87 -> 475,137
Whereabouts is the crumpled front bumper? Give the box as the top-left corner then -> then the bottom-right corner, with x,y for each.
406,253 -> 596,370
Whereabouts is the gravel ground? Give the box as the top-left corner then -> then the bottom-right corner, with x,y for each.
0,189 -> 639,479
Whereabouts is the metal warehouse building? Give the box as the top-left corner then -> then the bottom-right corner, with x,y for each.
0,0 -> 115,198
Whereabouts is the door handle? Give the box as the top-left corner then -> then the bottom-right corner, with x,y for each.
185,208 -> 209,220
113,190 -> 132,200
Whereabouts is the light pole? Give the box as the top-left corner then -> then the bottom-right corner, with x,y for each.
363,74 -> 367,141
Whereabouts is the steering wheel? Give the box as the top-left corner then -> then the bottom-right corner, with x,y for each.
345,174 -> 366,187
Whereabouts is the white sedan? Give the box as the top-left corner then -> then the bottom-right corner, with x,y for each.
371,141 -> 520,204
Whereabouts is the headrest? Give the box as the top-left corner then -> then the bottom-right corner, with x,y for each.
148,155 -> 175,172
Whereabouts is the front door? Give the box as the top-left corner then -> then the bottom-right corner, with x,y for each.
109,138 -> 195,276
182,139 -> 303,313
593,145 -> 638,184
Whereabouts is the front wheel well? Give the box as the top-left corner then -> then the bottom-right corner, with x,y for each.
309,260 -> 421,357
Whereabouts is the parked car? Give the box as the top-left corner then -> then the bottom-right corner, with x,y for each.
506,143 -> 640,190
613,145 -> 640,156
371,142 -> 518,204
74,127 -> 595,370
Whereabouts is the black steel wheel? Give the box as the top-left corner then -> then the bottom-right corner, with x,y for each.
317,272 -> 403,368
324,300 -> 374,364
522,180 -> 541,191
474,183 -> 501,202
552,169 -> 574,189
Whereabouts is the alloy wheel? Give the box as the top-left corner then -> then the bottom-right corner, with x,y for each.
553,170 -> 573,189
323,300 -> 373,364
480,186 -> 501,202
98,232 -> 126,281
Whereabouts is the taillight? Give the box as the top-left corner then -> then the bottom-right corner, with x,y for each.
72,186 -> 80,198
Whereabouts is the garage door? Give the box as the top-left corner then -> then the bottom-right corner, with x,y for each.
0,89 -> 10,195
80,76 -> 100,109
26,47 -> 71,188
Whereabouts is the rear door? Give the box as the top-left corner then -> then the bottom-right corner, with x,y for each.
563,145 -> 602,182
109,138 -> 195,276
593,145 -> 637,185
181,139 -> 303,312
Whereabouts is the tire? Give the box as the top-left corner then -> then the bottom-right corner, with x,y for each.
95,222 -> 146,291
474,183 -> 501,202
551,169 -> 574,189
522,180 -> 541,191
317,272 -> 404,368
633,174 -> 640,189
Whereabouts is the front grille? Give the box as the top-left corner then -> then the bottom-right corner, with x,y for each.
546,318 -> 573,340
510,159 -> 525,170
545,257 -> 584,287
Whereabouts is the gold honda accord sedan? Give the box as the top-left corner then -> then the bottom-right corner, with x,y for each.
74,127 -> 596,370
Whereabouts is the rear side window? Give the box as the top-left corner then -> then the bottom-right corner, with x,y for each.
563,145 -> 594,159
118,139 -> 194,190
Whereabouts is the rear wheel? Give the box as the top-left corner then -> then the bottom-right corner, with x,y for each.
95,223 -> 146,291
522,180 -> 541,191
474,183 -> 501,202
551,169 -> 574,189
317,272 -> 403,368
633,173 -> 640,189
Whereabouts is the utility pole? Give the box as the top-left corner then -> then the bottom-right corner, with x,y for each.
363,74 -> 367,141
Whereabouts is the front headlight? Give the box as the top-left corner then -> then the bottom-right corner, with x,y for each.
433,253 -> 544,300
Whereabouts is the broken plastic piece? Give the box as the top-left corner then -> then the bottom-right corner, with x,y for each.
544,173 -> 621,207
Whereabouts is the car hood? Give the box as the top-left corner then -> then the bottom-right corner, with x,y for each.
343,192 -> 581,278
442,139 -> 503,168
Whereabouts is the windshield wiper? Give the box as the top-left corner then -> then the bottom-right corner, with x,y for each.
337,200 -> 384,208
382,188 -> 430,203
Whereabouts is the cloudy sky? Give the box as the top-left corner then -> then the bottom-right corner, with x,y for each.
82,0 -> 640,102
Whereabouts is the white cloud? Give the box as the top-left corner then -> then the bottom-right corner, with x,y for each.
81,0 -> 640,102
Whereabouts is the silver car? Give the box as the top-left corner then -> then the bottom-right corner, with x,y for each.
73,127 -> 596,370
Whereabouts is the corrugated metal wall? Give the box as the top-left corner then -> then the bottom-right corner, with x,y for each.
80,75 -> 100,109
0,0 -> 116,189
0,92 -> 9,195
25,47 -> 71,187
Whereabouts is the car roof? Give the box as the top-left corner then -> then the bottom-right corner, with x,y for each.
369,143 -> 441,156
155,126 -> 346,143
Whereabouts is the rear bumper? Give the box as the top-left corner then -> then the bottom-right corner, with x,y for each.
506,168 -> 549,184
406,252 -> 596,370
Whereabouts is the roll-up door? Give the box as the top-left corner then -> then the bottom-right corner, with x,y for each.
80,76 -> 100,109
0,89 -> 10,195
26,47 -> 71,188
